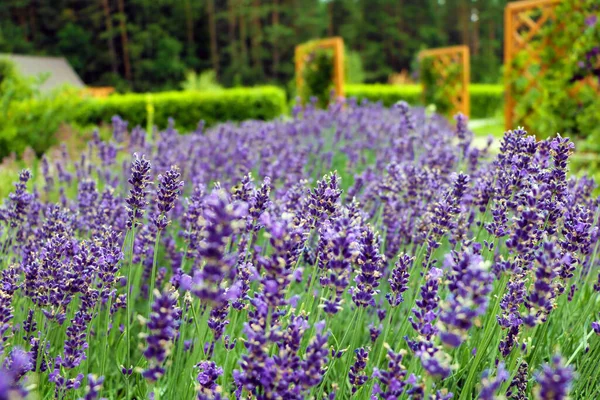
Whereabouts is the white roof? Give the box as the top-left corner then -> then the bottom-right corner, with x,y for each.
0,53 -> 85,92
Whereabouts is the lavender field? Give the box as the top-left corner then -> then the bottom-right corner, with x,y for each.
1,99 -> 598,399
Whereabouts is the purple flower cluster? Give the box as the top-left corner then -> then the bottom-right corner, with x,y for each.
153,165 -> 184,230
189,189 -> 247,305
142,288 -> 181,381
439,247 -> 492,347
348,347 -> 369,394
351,224 -> 385,307
126,153 -> 152,228
535,356 -> 573,400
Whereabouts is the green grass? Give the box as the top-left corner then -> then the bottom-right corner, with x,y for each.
469,117 -> 505,139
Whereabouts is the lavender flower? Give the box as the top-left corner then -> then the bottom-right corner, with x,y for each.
409,267 -> 442,345
153,165 -> 184,230
142,288 -> 181,381
387,254 -> 412,307
307,172 -> 342,227
439,248 -> 492,347
506,362 -> 528,400
2,170 -> 33,228
126,153 -> 152,228
81,374 -> 105,400
349,347 -> 369,394
297,320 -> 329,390
534,356 -> 573,400
318,209 -> 361,314
524,242 -> 559,327
372,348 -> 408,399
0,347 -> 30,399
351,224 -> 385,307
196,361 -> 223,399
190,189 -> 247,305
479,362 -> 509,399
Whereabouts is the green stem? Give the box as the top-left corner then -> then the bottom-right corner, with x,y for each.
222,309 -> 241,391
148,229 -> 163,316
125,223 -> 137,400
375,306 -> 395,366
300,256 -> 320,313
340,308 -> 365,399
458,272 -> 508,400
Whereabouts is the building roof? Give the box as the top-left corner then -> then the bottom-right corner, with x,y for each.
0,54 -> 85,92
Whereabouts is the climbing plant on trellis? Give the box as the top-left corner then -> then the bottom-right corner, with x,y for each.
504,0 -> 600,139
504,0 -> 561,130
418,45 -> 470,117
295,37 -> 345,106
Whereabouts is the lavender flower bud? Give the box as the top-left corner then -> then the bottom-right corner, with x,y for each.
126,153 -> 152,228
153,165 -> 184,230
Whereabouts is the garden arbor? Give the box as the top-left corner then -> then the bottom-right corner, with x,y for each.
418,45 -> 470,117
294,37 -> 345,100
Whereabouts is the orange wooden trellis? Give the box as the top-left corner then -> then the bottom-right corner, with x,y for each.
505,0 -> 600,131
418,45 -> 470,117
504,0 -> 561,131
295,37 -> 345,99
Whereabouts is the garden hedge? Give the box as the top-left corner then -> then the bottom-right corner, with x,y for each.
346,83 -> 503,119
76,86 -> 288,130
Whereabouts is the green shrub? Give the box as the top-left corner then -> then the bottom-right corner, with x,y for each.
345,84 -> 422,107
180,70 -> 223,92
77,86 -> 287,130
1,58 -> 36,102
345,50 -> 366,84
300,48 -> 335,108
420,56 -> 462,116
0,88 -> 84,158
345,84 -> 503,119
0,57 -> 84,158
469,84 -> 504,119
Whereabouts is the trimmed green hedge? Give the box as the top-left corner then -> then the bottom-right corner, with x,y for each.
346,84 -> 422,108
346,83 -> 503,119
76,86 -> 288,130
469,84 -> 504,120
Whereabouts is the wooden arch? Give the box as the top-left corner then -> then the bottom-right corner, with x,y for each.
295,37 -> 345,99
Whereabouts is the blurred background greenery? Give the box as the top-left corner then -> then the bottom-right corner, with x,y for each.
0,0 -> 509,92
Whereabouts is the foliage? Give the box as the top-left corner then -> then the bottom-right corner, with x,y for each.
0,100 -> 597,400
0,90 -> 83,158
346,84 -> 422,107
0,58 -> 37,103
420,55 -> 462,116
0,0 -> 509,90
346,83 -> 503,119
77,86 -> 288,130
300,47 -> 335,108
345,50 -> 365,84
180,70 -> 222,92
469,84 -> 504,118
510,0 -> 600,148
0,58 -> 83,159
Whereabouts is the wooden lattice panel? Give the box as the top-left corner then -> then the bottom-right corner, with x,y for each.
504,0 -> 561,130
295,37 -> 345,99
418,45 -> 470,117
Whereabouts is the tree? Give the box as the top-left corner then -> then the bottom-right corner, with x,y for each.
207,0 -> 219,78
117,0 -> 132,81
100,0 -> 118,74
